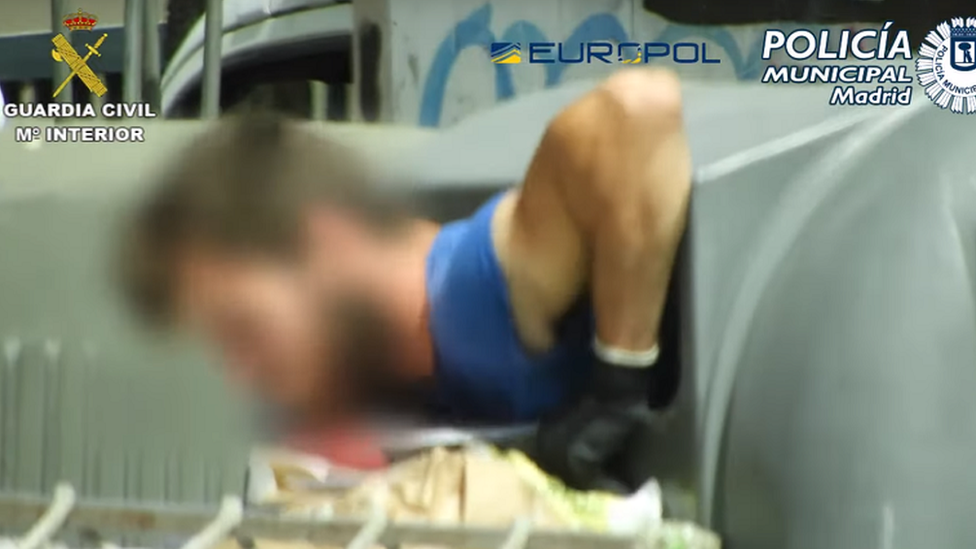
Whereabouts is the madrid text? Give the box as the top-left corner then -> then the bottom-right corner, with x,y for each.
760,22 -> 914,106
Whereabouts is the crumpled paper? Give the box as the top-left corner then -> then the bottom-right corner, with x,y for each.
234,446 -> 720,549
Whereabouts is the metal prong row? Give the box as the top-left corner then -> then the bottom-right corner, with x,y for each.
2,484 -> 645,549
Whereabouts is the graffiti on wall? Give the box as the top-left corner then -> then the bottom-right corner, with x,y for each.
419,3 -> 772,127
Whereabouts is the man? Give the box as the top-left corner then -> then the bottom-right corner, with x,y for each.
120,68 -> 692,490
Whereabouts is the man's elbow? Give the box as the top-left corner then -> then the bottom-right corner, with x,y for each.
543,69 -> 690,235
543,68 -> 685,160
536,68 -> 687,209
599,68 -> 684,133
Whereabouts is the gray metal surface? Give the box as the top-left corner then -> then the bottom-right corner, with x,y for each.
122,0 -> 144,103
50,0 -> 72,105
201,0 -> 224,119
142,0 -> 162,112
160,2 -> 351,115
163,0 -> 344,74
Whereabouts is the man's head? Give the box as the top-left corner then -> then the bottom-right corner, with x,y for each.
120,114 -> 405,422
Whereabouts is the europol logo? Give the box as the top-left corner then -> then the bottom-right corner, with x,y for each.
490,42 -> 522,64
916,17 -> 976,114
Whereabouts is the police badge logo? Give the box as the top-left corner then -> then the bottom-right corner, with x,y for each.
916,17 -> 976,114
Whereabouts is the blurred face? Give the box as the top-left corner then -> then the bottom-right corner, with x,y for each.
173,212 -> 396,423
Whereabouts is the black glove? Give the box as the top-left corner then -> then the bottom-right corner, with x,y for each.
535,357 -> 652,492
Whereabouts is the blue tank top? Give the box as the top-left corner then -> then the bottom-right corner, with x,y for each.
424,192 -> 593,423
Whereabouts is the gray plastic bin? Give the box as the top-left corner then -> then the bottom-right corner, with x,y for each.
699,104 -> 976,548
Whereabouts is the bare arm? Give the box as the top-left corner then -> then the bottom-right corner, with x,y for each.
494,68 -> 691,357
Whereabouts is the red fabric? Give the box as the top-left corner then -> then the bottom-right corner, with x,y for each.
287,426 -> 388,470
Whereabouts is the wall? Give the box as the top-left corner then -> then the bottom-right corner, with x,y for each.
353,0 -> 863,127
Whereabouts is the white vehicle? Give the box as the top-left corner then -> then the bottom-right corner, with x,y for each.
160,0 -> 351,117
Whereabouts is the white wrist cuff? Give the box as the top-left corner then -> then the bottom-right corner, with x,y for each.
593,337 -> 660,368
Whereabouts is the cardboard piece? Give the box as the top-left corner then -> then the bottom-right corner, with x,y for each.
233,447 -> 719,549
